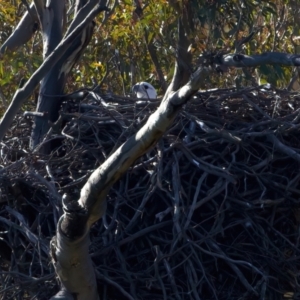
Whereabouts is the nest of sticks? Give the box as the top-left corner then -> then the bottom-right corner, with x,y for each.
0,86 -> 300,299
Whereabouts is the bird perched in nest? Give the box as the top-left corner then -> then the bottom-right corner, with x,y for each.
132,82 -> 157,99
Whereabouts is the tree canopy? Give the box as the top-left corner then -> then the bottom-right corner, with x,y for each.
0,0 -> 299,106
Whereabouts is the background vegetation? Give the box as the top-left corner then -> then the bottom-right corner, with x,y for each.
0,0 -> 300,108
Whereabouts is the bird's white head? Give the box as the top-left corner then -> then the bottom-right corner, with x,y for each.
132,82 -> 157,99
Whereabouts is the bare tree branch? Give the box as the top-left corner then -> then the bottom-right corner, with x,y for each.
0,4 -> 109,142
30,0 -> 104,150
0,2 -> 38,54
219,52 -> 300,68
165,11 -> 193,97
32,0 -> 44,23
79,67 -> 209,223
146,35 -> 168,92
51,66 -> 210,299
69,0 -> 100,31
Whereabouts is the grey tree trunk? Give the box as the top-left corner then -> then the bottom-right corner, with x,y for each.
31,0 -> 96,152
49,12 -> 200,299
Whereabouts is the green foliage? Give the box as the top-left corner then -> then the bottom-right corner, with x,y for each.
0,1 -> 43,108
0,0 -> 300,104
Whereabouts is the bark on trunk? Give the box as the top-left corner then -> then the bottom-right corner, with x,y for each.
50,62 -> 210,298
50,5 -> 201,299
30,0 -> 95,152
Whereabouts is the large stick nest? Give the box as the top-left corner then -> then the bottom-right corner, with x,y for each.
0,86 -> 300,299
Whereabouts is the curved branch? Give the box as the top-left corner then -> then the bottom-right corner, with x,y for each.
51,66 -> 210,299
0,2 -> 38,54
220,52 -> 300,68
79,66 -> 209,225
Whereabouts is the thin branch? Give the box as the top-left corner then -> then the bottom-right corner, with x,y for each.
268,134 -> 300,162
32,0 -> 44,23
96,271 -> 135,300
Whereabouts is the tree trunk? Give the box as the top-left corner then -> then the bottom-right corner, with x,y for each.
30,0 -> 95,152
0,1 -> 108,149
48,3 -> 209,297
